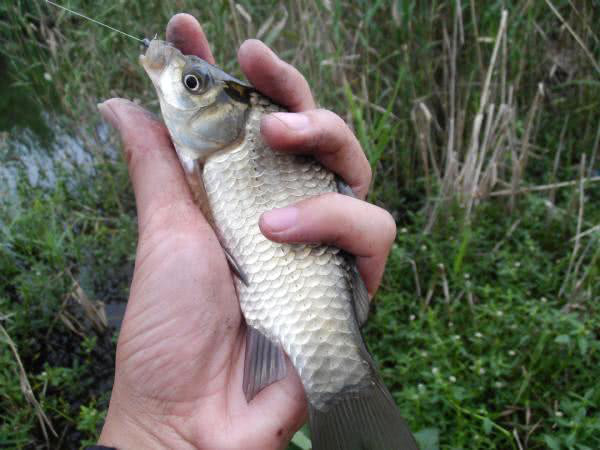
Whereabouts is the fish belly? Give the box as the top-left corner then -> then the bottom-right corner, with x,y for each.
202,108 -> 370,408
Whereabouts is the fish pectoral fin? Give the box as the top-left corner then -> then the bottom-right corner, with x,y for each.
223,247 -> 249,286
243,325 -> 288,403
351,263 -> 370,327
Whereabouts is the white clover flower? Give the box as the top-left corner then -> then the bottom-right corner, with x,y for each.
409,314 -> 416,321
508,350 -> 516,356
494,381 -> 504,388
453,335 -> 461,340
449,375 -> 457,383
496,310 -> 503,317
555,411 -> 564,417
541,297 -> 547,303
418,383 -> 425,390
432,367 -> 439,375
400,227 -> 408,233
514,261 -> 521,267
478,367 -> 486,375
420,244 -> 427,251
464,273 -> 470,279
474,332 -> 483,338
43,72 -> 52,81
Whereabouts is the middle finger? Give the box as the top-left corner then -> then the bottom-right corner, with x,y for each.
261,109 -> 372,199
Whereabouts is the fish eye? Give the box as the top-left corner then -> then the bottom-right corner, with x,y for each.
183,74 -> 201,92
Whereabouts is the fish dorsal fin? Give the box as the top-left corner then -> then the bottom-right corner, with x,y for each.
243,325 -> 288,402
335,178 -> 371,327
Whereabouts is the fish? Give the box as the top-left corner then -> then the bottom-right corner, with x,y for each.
140,38 -> 418,450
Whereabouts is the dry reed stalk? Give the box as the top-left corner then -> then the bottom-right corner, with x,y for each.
412,102 -> 433,201
559,155 -> 586,298
228,0 -> 243,46
549,115 -> 570,204
469,0 -> 485,81
544,0 -> 600,75
439,263 -> 450,304
408,258 -> 422,299
588,123 -> 599,178
488,175 -> 600,197
571,224 -> 600,241
425,10 -> 514,232
509,83 -> 544,212
1,323 -> 57,443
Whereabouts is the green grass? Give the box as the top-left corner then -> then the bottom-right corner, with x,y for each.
1,0 -> 599,448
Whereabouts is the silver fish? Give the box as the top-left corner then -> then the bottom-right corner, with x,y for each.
140,39 -> 418,450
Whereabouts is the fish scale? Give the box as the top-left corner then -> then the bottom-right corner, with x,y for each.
203,102 -> 371,409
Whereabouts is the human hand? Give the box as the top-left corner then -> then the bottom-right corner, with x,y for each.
97,13 -> 396,450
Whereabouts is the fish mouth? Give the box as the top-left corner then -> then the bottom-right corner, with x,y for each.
139,39 -> 179,88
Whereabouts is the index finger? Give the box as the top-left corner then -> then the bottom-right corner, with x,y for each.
238,39 -> 316,112
166,13 -> 215,64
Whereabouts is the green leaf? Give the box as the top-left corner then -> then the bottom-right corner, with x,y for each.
290,429 -> 312,450
483,417 -> 493,434
555,335 -> 571,345
414,427 -> 440,450
543,434 -> 561,450
577,336 -> 589,356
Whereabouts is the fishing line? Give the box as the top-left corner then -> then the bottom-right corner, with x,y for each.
45,0 -> 148,46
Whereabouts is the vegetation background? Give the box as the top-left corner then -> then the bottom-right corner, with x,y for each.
1,0 -> 599,448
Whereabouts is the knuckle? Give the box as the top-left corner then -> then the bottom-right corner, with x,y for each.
379,209 -> 397,247
361,162 -> 373,190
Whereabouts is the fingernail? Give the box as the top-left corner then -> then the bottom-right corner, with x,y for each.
270,112 -> 309,131
97,101 -> 120,131
261,207 -> 298,232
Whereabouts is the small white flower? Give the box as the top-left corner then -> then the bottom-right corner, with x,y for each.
409,314 -> 416,321
555,410 -> 564,417
449,375 -> 457,383
478,367 -> 486,375
418,383 -> 425,390
453,335 -> 461,340
514,261 -> 521,268
464,273 -> 470,279
421,351 -> 428,358
43,72 -> 52,81
494,381 -> 504,388
541,297 -> 547,303
475,332 -> 483,338
448,321 -> 454,327
496,310 -> 503,317
420,244 -> 427,251
508,350 -> 516,356
432,367 -> 439,375
400,227 -> 408,233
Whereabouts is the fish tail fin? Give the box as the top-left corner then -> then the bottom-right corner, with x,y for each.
308,375 -> 419,450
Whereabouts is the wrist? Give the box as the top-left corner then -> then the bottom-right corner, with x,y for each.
98,385 -> 194,450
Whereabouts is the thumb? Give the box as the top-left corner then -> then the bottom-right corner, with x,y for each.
98,98 -> 194,233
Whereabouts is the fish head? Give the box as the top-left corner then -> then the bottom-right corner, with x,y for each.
140,39 -> 252,162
